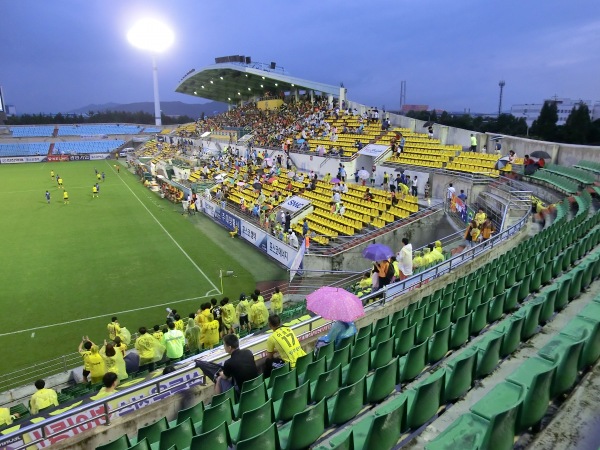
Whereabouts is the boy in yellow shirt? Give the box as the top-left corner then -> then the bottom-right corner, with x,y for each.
30,380 -> 58,414
270,287 -> 283,315
249,294 -> 269,329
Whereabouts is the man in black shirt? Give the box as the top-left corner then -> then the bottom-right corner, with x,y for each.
214,334 -> 258,394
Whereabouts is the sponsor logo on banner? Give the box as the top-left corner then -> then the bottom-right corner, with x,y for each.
0,156 -> 47,164
47,155 -> 69,162
358,144 -> 388,157
240,222 -> 268,249
68,154 -> 91,161
201,199 -> 217,218
216,208 -> 241,232
281,196 -> 311,213
267,236 -> 296,266
90,153 -> 111,160
1,368 -> 204,449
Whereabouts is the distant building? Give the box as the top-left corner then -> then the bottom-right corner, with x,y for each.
511,98 -> 598,126
401,104 -> 429,114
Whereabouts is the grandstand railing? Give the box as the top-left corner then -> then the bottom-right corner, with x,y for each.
0,202 -> 531,450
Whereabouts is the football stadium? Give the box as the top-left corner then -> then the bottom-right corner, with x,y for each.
1,49 -> 600,450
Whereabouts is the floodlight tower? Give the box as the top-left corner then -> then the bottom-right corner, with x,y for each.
498,80 -> 506,116
127,19 -> 174,126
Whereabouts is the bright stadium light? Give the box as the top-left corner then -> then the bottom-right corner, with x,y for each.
127,19 -> 174,126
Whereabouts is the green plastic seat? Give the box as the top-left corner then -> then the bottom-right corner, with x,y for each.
268,369 -> 297,402
356,325 -> 372,341
233,383 -> 268,419
428,326 -> 450,364
370,324 -> 391,347
95,434 -> 130,450
435,306 -> 452,332
488,293 -> 505,322
171,401 -> 203,428
405,368 -> 445,428
326,376 -> 365,426
475,333 -> 503,379
294,352 -> 313,376
328,343 -> 351,371
337,335 -> 355,350
516,301 -> 543,340
278,398 -> 327,450
372,316 -> 389,333
530,267 -> 543,292
449,313 -> 471,350
541,261 -> 553,285
568,268 -> 584,300
237,423 -> 279,450
352,395 -> 407,450
136,416 -> 168,446
539,335 -> 585,396
416,313 -> 436,344
311,363 -> 342,402
393,324 -> 416,357
518,274 -> 532,302
410,305 -> 426,327
319,429 -> 353,450
352,335 -> 371,358
241,374 -> 265,394
505,266 -> 517,288
210,387 -> 235,408
342,350 -> 369,386
266,363 -> 289,388
366,357 -> 398,403
470,301 -> 489,335
555,277 -> 571,310
370,337 -> 393,370
504,283 -> 520,312
536,291 -> 556,324
451,296 -> 467,322
426,298 -> 440,317
273,380 -> 310,422
494,315 -> 525,358
506,356 -> 556,431
398,340 -> 427,382
197,397 -> 235,433
157,417 -> 194,450
298,357 -> 326,386
315,341 -> 334,362
467,287 -> 483,313
229,399 -> 274,444
393,315 -> 409,335
128,438 -> 150,450
444,347 -> 477,402
190,422 -> 231,450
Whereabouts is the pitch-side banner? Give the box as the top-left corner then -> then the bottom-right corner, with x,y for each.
0,156 -> 47,164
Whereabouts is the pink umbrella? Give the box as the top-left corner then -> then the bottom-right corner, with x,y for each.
306,286 -> 365,322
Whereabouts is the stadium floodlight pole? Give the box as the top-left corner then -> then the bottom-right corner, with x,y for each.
127,19 -> 174,126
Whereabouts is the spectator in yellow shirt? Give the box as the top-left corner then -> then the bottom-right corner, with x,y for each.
265,315 -> 306,376
203,317 -> 220,349
86,344 -> 106,384
93,372 -> 119,400
100,342 -> 128,381
250,294 -> 269,329
30,380 -> 58,414
0,408 -> 19,426
107,316 -> 121,341
78,339 -> 93,383
254,289 -> 266,303
270,287 -> 283,315
152,325 -> 163,341
185,318 -> 201,353
136,327 -> 165,372
236,294 -> 251,332
173,314 -> 185,332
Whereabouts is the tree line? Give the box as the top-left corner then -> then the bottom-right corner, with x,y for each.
5,111 -> 196,126
406,105 -> 600,145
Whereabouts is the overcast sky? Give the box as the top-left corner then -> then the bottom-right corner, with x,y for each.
2,0 -> 599,114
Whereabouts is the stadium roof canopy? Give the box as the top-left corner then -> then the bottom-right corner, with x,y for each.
175,59 -> 340,104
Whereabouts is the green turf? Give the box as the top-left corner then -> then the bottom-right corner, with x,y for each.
0,160 -> 286,375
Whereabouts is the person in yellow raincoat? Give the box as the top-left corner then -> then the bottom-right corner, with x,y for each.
250,294 -> 269,329
220,298 -> 237,335
474,208 -> 486,226
202,316 -> 220,349
100,342 -> 128,381
270,287 -> 283,315
422,248 -> 434,266
412,251 -> 424,273
107,317 -> 121,341
185,318 -> 202,353
135,327 -> 165,372
0,408 -> 18,426
431,243 -> 445,263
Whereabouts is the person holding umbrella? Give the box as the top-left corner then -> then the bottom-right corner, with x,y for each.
315,321 -> 357,350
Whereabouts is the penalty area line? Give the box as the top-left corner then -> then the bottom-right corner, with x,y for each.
105,161 -> 220,293
0,293 -> 219,338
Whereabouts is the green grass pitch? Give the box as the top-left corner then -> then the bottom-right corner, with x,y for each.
0,160 -> 286,375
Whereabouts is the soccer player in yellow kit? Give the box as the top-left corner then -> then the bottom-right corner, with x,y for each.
265,315 -> 306,376
92,185 -> 98,198
63,190 -> 69,204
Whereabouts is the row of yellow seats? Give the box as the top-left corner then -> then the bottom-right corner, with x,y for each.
313,210 -> 362,231
306,217 -> 341,237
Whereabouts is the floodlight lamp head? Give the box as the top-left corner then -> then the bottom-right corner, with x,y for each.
127,18 -> 174,53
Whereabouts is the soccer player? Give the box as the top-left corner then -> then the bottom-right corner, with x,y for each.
264,315 -> 306,376
29,379 -> 58,414
92,185 -> 98,198
97,173 -> 102,182
102,171 -> 106,181
63,190 -> 69,204
50,170 -> 54,179
95,183 -> 100,195
57,177 -> 64,189
45,191 -> 50,204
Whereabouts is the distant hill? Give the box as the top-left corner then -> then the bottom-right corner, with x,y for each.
68,101 -> 228,117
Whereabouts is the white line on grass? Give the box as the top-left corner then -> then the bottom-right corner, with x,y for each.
0,293 -> 216,337
105,161 -> 221,293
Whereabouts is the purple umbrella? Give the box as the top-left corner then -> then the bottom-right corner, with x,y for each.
306,286 -> 365,321
362,243 -> 394,261
330,178 -> 341,184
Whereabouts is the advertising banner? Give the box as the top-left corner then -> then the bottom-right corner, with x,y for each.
280,196 -> 311,214
216,208 -> 241,232
90,153 -> 111,160
201,198 -> 217,218
240,221 -> 268,251
0,156 -> 47,164
47,155 -> 69,162
266,236 -> 296,267
68,155 -> 91,161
